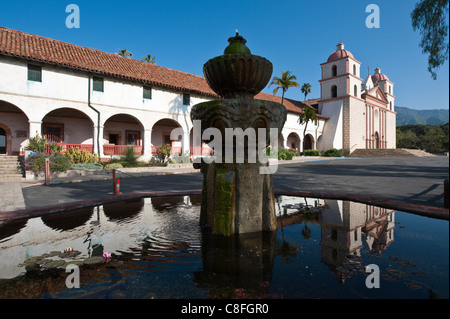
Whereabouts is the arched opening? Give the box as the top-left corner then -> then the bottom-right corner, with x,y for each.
287,132 -> 300,151
332,65 -> 337,77
190,128 -> 212,157
42,108 -> 94,153
374,132 -> 380,149
354,85 -> 358,97
303,134 -> 314,151
0,126 -> 7,154
0,100 -> 29,155
103,113 -> 144,155
353,64 -> 357,76
331,85 -> 337,98
151,118 -> 183,156
278,133 -> 284,148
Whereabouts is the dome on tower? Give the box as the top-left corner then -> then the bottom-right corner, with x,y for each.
371,67 -> 389,82
327,42 -> 354,63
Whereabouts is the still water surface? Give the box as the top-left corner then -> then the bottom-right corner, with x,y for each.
0,196 -> 448,299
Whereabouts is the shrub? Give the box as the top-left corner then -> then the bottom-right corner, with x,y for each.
105,163 -> 123,169
322,148 -> 341,157
302,149 -> 321,156
278,148 -> 294,160
64,147 -> 98,164
26,137 -> 47,153
120,146 -> 139,167
157,144 -> 172,163
24,152 -> 72,174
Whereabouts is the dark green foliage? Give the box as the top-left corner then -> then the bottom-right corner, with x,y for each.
302,149 -> 321,156
322,148 -> 341,157
397,123 -> 449,153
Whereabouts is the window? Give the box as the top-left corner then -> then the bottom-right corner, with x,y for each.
390,101 -> 392,110
183,93 -> 190,105
126,130 -> 140,146
389,85 -> 391,94
353,64 -> 357,76
143,86 -> 152,99
28,64 -> 42,82
354,85 -> 358,97
42,123 -> 64,143
93,77 -> 104,92
331,85 -> 337,98
331,65 -> 337,77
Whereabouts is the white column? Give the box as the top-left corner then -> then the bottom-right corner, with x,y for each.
29,121 -> 42,138
183,132 -> 190,155
143,129 -> 152,159
93,125 -> 104,157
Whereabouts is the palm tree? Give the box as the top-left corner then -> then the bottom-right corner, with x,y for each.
301,83 -> 311,101
298,105 -> 318,148
269,71 -> 299,105
117,49 -> 133,57
142,54 -> 157,64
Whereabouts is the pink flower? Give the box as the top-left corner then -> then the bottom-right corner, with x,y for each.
103,252 -> 111,259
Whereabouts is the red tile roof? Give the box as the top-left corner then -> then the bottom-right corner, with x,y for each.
0,26 -> 216,97
0,26 -> 326,119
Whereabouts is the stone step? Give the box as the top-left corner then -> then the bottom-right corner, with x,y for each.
349,148 -> 435,158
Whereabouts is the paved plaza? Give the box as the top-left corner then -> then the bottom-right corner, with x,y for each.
0,156 -> 449,214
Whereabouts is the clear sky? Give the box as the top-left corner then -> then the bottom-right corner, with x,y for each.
0,0 -> 448,110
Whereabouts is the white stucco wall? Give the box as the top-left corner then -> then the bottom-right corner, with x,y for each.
318,100 -> 343,150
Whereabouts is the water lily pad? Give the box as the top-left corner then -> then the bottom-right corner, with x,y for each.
381,273 -> 398,282
43,251 -> 61,257
411,271 -> 427,278
83,256 -> 104,265
59,250 -> 82,258
404,281 -> 422,290
386,267 -> 409,278
64,260 -> 84,267
19,256 -> 43,266
43,259 -> 66,269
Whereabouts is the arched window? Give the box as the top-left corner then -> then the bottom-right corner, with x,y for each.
354,85 -> 358,97
390,101 -> 392,110
331,85 -> 337,98
332,65 -> 337,77
389,86 -> 391,94
353,64 -> 357,76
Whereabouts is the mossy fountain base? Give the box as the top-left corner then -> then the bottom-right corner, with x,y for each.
191,33 -> 287,236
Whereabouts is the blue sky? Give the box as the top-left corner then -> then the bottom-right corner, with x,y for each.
1,0 -> 448,110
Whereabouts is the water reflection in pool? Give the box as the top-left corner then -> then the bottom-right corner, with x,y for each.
0,196 -> 448,299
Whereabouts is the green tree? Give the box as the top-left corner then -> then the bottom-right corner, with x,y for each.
117,49 -> 133,57
269,71 -> 299,105
411,0 -> 449,79
142,54 -> 157,64
298,106 -> 318,147
301,83 -> 311,101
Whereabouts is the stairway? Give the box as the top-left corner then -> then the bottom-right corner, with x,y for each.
0,156 -> 25,182
349,148 -> 436,158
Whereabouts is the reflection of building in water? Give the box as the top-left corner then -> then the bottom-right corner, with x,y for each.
319,200 -> 395,282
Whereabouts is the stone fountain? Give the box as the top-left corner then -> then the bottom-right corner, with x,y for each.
191,32 -> 287,236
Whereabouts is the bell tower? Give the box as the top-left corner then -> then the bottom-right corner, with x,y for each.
318,43 -> 365,151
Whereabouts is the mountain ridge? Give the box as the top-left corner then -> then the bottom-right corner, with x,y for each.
396,106 -> 449,126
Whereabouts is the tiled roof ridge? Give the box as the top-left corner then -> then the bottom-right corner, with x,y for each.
0,26 -> 327,119
0,26 -> 217,97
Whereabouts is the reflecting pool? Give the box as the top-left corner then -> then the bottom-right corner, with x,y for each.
0,196 -> 448,299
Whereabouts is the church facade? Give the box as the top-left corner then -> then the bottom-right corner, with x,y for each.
318,43 -> 396,151
0,27 -> 395,160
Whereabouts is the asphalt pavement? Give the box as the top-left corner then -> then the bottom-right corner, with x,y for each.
17,156 -> 449,210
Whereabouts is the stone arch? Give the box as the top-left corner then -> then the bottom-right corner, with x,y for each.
103,113 -> 145,155
151,118 -> 183,155
42,108 -> 94,145
287,132 -> 300,151
303,134 -> 314,151
0,100 -> 30,155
